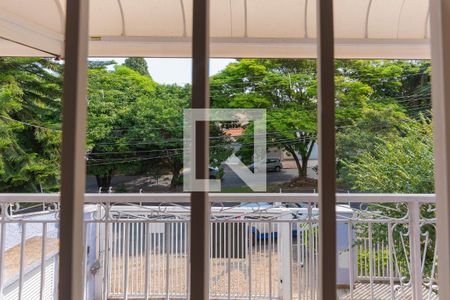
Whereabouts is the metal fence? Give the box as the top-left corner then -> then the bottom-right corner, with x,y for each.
0,193 -> 439,300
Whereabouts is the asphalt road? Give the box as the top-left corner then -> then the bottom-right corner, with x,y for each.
220,165 -> 298,188
220,164 -> 318,189
86,162 -> 318,192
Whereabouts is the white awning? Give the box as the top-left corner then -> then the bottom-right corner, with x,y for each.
0,0 -> 431,59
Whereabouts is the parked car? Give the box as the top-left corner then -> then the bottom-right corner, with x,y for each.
208,166 -> 223,179
240,202 -> 298,244
181,166 -> 224,180
248,158 -> 282,172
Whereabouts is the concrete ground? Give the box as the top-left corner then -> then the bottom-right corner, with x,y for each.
86,160 -> 319,192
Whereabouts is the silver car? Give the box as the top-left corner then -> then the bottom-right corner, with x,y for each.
249,158 -> 282,172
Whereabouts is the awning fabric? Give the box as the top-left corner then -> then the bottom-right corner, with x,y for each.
0,0 -> 431,59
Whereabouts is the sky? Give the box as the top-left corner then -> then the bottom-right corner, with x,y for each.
91,58 -> 235,85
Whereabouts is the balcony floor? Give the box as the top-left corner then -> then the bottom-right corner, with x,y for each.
340,282 -> 438,300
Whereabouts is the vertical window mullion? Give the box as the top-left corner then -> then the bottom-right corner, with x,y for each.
430,0 -> 450,299
316,0 -> 336,299
190,0 -> 211,299
58,0 -> 90,299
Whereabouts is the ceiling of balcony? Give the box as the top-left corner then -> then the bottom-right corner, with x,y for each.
0,0 -> 431,58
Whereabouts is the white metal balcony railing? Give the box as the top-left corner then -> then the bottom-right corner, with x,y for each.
0,193 -> 439,300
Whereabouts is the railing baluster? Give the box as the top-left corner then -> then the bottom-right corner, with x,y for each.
165,223 -> 170,300
103,209 -> 111,300
174,222 -> 178,296
18,223 -> 26,300
368,224 -> 374,300
167,223 -> 171,299
388,223 -> 395,299
141,222 -> 144,295
259,223 -> 263,297
137,222 -> 141,294
130,223 -> 134,295
296,223 -> 300,300
408,201 -> 423,300
118,222 -> 122,295
377,242 -> 381,277
124,222 -> 129,300
220,221 -> 222,295
40,223 -> 48,300
427,239 -> 438,300
315,221 -> 319,299
111,222 -> 115,295
302,224 -> 306,300
140,222 -> 143,294
173,222 -> 176,297
135,223 -> 138,295
159,223 -> 162,295
81,222 -> 88,299
131,222 -> 135,295
185,222 -> 190,297
289,222 -> 293,300
256,222 -> 264,297
248,221 -> 252,300
357,243 -> 360,278
238,221 -> 241,297
0,203 -> 7,300
171,222 -> 175,297
227,222 -> 231,299
381,240 -> 385,278
269,222 -> 273,300
348,220 -> 354,300
144,223 -> 150,300
209,222 -> 212,296
307,204 -> 312,299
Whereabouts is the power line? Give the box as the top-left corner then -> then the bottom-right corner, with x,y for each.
85,138 -> 315,166
1,89 -> 431,136
180,68 -> 431,87
0,115 -> 61,131
86,120 -> 414,161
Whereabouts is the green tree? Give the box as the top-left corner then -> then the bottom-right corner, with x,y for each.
125,84 -> 190,189
0,58 -> 62,192
211,59 -> 376,180
127,83 -> 233,189
341,118 -> 433,193
335,60 -> 431,118
124,57 -> 151,77
87,65 -> 231,190
341,118 -> 435,277
86,64 -> 157,189
211,59 -> 318,179
336,104 -> 408,182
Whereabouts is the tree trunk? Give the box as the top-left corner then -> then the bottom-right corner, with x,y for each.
302,140 -> 315,179
300,155 -> 308,178
170,161 -> 183,190
95,174 -> 113,192
285,145 -> 307,180
285,140 -> 315,180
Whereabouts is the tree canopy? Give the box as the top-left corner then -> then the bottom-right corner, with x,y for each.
341,118 -> 433,193
210,59 -> 428,182
0,58 -> 62,192
86,63 -> 231,190
124,57 -> 151,77
0,57 -> 434,193
86,63 -> 158,189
